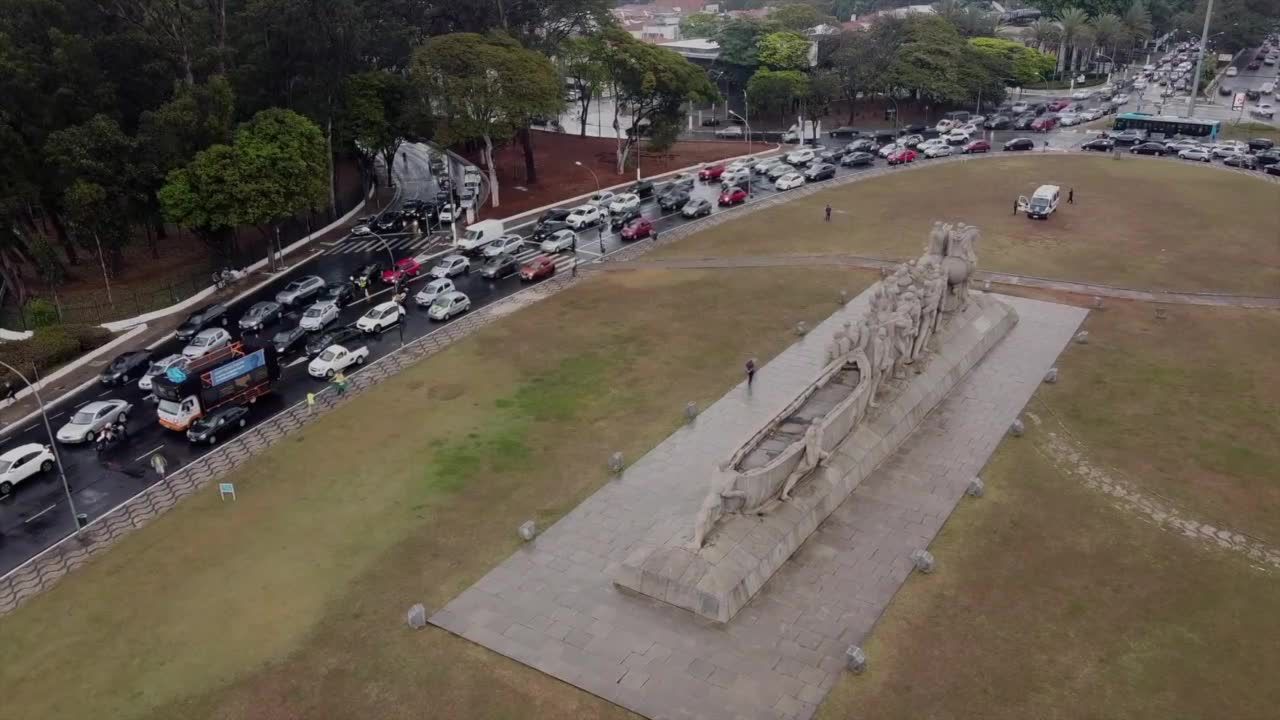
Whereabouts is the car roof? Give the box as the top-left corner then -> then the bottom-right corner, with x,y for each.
441,254 -> 466,262
194,327 -> 226,338
441,291 -> 466,300
371,301 -> 399,311
80,400 -> 118,413
427,277 -> 451,286
0,443 -> 46,461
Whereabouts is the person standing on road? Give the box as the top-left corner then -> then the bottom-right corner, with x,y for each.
824,204 -> 832,222
1013,198 -> 1019,215
333,371 -> 348,396
598,225 -> 605,254
1042,140 -> 1048,152
1068,187 -> 1074,204
745,358 -> 757,388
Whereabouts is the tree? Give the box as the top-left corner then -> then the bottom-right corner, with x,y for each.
560,35 -> 609,137
158,143 -> 242,260
1122,1 -> 1154,53
341,71 -> 426,189
747,68 -> 811,123
828,28 -> 897,121
598,29 -> 717,174
770,3 -> 826,32
716,18 -> 773,69
411,32 -> 561,204
1091,13 -> 1127,68
95,0 -> 205,85
233,108 -> 328,269
1056,7 -> 1091,75
758,31 -> 813,71
1029,17 -> 1063,53
969,37 -> 1057,86
680,12 -> 723,39
887,15 -> 969,103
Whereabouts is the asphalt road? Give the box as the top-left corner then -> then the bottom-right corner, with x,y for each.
0,106 -> 1264,576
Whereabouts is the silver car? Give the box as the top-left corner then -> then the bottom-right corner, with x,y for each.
428,291 -> 471,321
430,254 -> 470,278
274,275 -> 326,306
138,354 -> 187,392
57,399 -> 132,444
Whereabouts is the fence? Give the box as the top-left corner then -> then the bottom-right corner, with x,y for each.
2,169 -> 369,330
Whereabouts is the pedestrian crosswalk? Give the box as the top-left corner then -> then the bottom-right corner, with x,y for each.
509,245 -> 581,274
322,233 -> 442,255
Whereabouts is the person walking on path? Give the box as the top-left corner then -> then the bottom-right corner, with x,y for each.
333,371 -> 348,396
1012,198 -> 1019,215
306,392 -> 316,414
745,358 -> 757,388
824,204 -> 832,222
1068,187 -> 1074,204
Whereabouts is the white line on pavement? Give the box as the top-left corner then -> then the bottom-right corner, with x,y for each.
25,505 -> 56,524
134,444 -> 165,462
96,389 -> 111,397
23,424 -> 37,433
74,399 -> 91,408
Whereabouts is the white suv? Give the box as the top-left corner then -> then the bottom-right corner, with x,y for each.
565,205 -> 602,229
784,148 -> 815,166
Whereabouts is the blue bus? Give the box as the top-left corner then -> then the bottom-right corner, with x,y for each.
1113,113 -> 1221,139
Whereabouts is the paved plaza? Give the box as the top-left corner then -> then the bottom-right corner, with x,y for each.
431,291 -> 1088,720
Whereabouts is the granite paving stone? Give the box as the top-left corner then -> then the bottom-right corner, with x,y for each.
431,293 -> 1086,720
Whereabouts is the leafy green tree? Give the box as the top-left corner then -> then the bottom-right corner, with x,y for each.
1122,1 -> 1154,51
45,115 -> 142,270
1090,13 -> 1127,67
1056,7 -> 1091,75
770,3 -> 827,32
747,68 -> 811,123
411,32 -> 561,203
828,27 -> 898,121
342,71 -> 426,188
559,35 -> 610,137
716,18 -> 773,68
1029,17 -> 1063,54
888,15 -> 969,103
680,12 -> 724,39
158,143 -> 242,259
758,31 -> 813,70
597,29 -> 717,174
969,37 -> 1057,85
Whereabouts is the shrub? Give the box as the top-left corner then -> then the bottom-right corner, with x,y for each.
0,324 -> 113,388
24,298 -> 60,328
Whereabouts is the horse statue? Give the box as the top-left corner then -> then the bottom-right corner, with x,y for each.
940,223 -> 980,312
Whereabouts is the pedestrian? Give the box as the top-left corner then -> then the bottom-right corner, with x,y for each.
333,371 -> 348,396
306,392 -> 316,414
745,358 -> 757,388
824,204 -> 832,222
1013,198 -> 1019,215
599,226 -> 605,254
1068,187 -> 1074,204
1042,140 -> 1048,152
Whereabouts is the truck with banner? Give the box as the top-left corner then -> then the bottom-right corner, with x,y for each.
151,342 -> 280,431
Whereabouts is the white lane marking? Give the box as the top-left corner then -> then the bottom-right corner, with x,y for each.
74,399 -> 91,408
96,389 -> 111,397
49,412 -> 64,421
575,248 -> 602,258
134,444 -> 165,462
285,357 -> 309,368
23,424 -> 38,433
25,505 -> 56,524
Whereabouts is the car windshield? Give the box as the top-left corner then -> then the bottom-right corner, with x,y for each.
1030,200 -> 1049,211
286,281 -> 304,291
432,296 -> 453,309
190,416 -> 216,433
0,459 -> 11,473
273,332 -> 293,344
305,307 -> 323,318
319,350 -> 337,362
71,410 -> 95,425
191,335 -> 211,347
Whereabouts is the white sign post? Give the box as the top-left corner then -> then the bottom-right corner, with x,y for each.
219,483 -> 236,501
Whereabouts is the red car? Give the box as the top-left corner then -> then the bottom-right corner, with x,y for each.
886,148 -> 917,165
718,186 -> 748,206
620,218 -> 654,241
1030,116 -> 1058,132
1046,99 -> 1071,112
519,255 -> 557,282
381,256 -> 422,284
962,139 -> 991,154
698,164 -> 726,181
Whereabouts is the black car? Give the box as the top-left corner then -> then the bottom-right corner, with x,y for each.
1245,89 -> 1261,101
984,115 -> 1012,129
803,163 -> 837,181
845,138 -> 876,153
321,281 -> 355,307
902,123 -> 927,134
658,189 -> 691,211
610,207 -> 642,230
1082,138 -> 1115,152
238,300 -> 283,332
841,151 -> 875,167
174,303 -> 228,341
273,325 -> 309,355
700,116 -> 721,126
1013,114 -> 1036,130
100,350 -> 152,385
372,211 -> 405,233
1247,137 -> 1275,152
536,208 -> 572,228
828,126 -> 861,138
532,220 -> 572,244
349,263 -> 382,287
628,179 -> 655,198
1219,84 -> 1233,96
818,149 -> 846,164
186,405 -> 250,445
1111,129 -> 1147,144
1223,153 -> 1258,169
1031,103 -> 1047,115
899,134 -> 925,149
681,198 -> 712,218
479,253 -> 519,280
1254,148 -> 1280,166
305,326 -> 362,357
1265,163 -> 1280,177
1003,138 -> 1036,151
662,177 -> 695,194
1130,142 -> 1167,156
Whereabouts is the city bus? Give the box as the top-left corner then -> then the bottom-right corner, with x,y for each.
1113,113 -> 1221,140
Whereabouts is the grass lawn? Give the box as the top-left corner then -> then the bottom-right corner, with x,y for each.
654,154 -> 1280,295
817,302 -> 1280,720
0,266 -> 874,720
1220,121 -> 1280,144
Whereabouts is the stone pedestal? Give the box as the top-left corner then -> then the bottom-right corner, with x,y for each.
613,295 -> 1018,623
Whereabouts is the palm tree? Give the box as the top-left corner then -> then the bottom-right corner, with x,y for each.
1056,8 -> 1090,77
1073,26 -> 1096,73
1122,0 -> 1154,62
1030,18 -> 1061,55
1091,13 -> 1127,71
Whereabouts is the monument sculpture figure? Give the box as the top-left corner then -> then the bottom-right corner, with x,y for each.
780,421 -> 829,501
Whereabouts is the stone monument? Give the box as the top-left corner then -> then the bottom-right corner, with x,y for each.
615,222 -> 1019,623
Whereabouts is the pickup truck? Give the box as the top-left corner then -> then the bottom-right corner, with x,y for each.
307,344 -> 368,379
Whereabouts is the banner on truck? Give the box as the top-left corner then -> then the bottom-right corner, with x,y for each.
208,349 -> 265,386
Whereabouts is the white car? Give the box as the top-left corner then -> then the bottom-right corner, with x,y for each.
935,119 -> 955,132
1211,141 -> 1248,158
607,193 -> 641,215
1134,80 -> 1148,90
1225,66 -> 1238,77
428,291 -> 471,321
1178,148 -> 1212,162
1010,101 -> 1030,114
753,158 -> 780,174
784,148 -> 815,166
350,224 -> 372,237
956,123 -> 979,135
415,278 -> 455,307
307,344 -> 367,379
1057,112 -> 1080,126
877,142 -> 902,158
356,301 -> 405,333
299,301 -> 339,332
182,328 -> 231,359
1250,103 -> 1275,119
539,228 -> 577,253
924,144 -> 953,158
588,190 -> 616,209
564,204 -> 602,229
438,203 -> 458,224
1112,93 -> 1130,105
944,130 -> 970,145
727,158 -> 755,172
1084,107 -> 1105,121
430,254 -> 470,278
483,234 -> 525,258
774,172 -> 806,191
0,443 -> 55,495
56,399 -> 131,444
1071,89 -> 1094,100
138,354 -> 187,392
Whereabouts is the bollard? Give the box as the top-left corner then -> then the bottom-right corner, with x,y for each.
1074,330 -> 1089,344
608,452 -> 625,474
795,321 -> 808,336
910,549 -> 936,574
845,645 -> 868,674
840,289 -> 849,304
518,520 -> 537,541
1155,307 -> 1168,321
684,401 -> 699,423
966,477 -> 985,497
1009,418 -> 1025,437
1092,296 -> 1104,309
1044,367 -> 1059,384
982,279 -> 992,291
407,603 -> 428,629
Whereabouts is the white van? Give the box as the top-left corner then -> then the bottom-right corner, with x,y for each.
457,219 -> 505,253
1025,184 -> 1061,220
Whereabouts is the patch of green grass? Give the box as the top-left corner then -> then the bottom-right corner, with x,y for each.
1220,121 -> 1280,144
653,154 -> 1280,295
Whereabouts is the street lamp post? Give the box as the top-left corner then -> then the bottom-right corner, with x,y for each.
1185,0 -> 1215,118
0,362 -> 81,536
728,110 -> 754,196
742,90 -> 752,156
574,160 -> 601,194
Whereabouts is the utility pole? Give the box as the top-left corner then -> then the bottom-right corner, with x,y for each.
92,232 -> 113,306
1185,0 -> 1214,118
